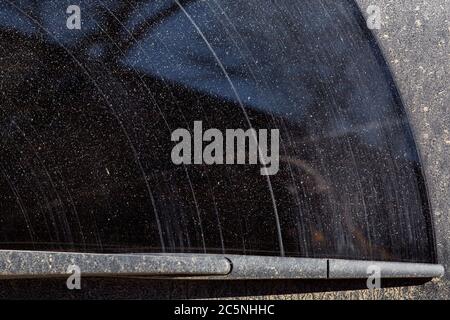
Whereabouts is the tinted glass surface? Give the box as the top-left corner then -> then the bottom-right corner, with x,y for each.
0,0 -> 436,262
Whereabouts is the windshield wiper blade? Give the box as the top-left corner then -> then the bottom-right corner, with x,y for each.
0,250 -> 444,280
0,250 -> 231,278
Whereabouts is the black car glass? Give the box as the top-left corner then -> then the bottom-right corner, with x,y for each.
0,0 -> 436,263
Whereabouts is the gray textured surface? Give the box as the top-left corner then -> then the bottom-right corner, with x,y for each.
0,0 -> 447,299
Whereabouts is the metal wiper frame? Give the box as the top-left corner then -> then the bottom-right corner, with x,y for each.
0,250 -> 444,280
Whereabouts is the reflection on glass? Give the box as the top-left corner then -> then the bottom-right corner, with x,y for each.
0,0 -> 435,263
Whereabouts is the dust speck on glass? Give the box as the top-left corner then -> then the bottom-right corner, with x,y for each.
0,0 -> 436,263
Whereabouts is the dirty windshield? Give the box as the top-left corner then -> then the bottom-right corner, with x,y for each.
0,0 -> 436,263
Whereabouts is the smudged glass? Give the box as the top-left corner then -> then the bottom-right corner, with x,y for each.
0,0 -> 436,263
